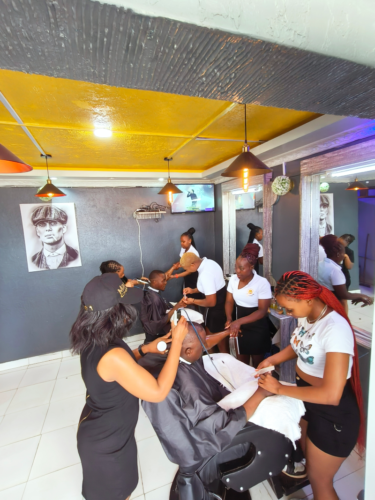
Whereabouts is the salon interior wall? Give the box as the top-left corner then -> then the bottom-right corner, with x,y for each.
358,198 -> 375,288
327,183 -> 360,290
214,183 -> 224,269
271,161 -> 301,282
0,187 -> 216,363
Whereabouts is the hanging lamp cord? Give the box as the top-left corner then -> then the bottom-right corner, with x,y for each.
244,103 -> 247,145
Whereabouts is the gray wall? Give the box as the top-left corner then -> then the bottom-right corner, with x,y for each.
272,174 -> 301,281
328,183 -> 360,290
0,187 -> 216,363
235,191 -> 264,258
358,198 -> 375,287
214,184 -> 224,268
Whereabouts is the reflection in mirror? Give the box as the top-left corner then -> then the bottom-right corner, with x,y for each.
317,167 -> 375,338
234,185 -> 264,275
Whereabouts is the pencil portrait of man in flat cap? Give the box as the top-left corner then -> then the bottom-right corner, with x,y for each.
20,203 -> 82,272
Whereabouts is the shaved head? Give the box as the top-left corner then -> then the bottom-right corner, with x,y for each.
180,322 -> 206,363
180,252 -> 201,269
149,270 -> 164,281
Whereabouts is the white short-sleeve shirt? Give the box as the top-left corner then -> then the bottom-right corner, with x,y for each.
318,245 -> 327,262
179,245 -> 200,258
318,258 -> 346,291
253,239 -> 263,258
227,272 -> 271,307
197,258 -> 225,296
291,311 -> 354,379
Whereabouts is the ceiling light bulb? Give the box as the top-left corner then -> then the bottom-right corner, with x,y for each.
158,178 -> 164,181
50,177 -> 57,180
94,128 -> 112,138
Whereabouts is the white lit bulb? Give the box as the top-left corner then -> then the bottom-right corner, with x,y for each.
94,128 -> 112,138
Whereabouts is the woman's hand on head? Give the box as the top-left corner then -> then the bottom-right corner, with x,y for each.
144,332 -> 172,355
257,373 -> 281,394
171,316 -> 188,343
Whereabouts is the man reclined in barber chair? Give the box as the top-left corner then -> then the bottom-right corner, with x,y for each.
141,323 -> 302,500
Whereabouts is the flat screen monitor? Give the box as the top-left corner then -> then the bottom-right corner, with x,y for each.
235,192 -> 256,210
171,184 -> 215,213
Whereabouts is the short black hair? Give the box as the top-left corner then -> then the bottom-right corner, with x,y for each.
149,270 -> 165,281
340,234 -> 355,245
100,260 -> 122,274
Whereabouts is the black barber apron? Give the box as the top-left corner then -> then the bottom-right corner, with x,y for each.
237,305 -> 271,355
205,285 -> 227,333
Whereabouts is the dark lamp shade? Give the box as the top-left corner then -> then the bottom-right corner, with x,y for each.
346,180 -> 367,191
158,180 -> 182,195
0,144 -> 32,173
35,179 -> 66,198
221,146 -> 271,178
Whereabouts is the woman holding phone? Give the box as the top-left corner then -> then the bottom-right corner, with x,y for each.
70,273 -> 188,500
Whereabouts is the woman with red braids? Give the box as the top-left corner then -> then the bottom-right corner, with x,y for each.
256,271 -> 364,500
225,243 -> 272,367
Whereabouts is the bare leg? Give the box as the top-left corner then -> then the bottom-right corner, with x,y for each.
251,354 -> 265,368
237,354 -> 251,365
305,437 -> 346,500
299,417 -> 308,456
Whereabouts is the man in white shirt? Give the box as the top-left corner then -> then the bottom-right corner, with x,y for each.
31,206 -> 79,269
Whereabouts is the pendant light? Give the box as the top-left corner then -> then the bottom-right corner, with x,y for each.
35,154 -> 66,198
346,178 -> 367,191
0,143 -> 32,173
158,157 -> 182,205
221,104 -> 271,191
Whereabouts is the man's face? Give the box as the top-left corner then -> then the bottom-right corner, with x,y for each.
35,220 -> 66,244
320,203 -> 328,220
150,273 -> 167,291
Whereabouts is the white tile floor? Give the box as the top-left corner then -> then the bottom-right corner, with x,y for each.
0,350 -> 365,500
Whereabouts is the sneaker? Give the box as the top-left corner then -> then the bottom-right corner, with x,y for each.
282,460 -> 307,479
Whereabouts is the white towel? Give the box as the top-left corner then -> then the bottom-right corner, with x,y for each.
203,354 -> 305,447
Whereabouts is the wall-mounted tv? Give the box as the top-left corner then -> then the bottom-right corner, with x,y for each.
171,184 -> 215,213
235,192 -> 256,210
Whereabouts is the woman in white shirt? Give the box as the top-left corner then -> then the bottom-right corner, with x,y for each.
256,271 -> 364,500
247,223 -> 263,274
167,228 -> 203,301
318,235 -> 372,308
225,243 -> 272,367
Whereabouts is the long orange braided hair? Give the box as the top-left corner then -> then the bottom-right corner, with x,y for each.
275,270 -> 365,453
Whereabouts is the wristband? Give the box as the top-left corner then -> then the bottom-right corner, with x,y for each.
138,345 -> 146,357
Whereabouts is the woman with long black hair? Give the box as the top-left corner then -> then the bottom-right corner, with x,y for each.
71,273 -> 188,500
256,271 -> 365,500
247,223 -> 263,273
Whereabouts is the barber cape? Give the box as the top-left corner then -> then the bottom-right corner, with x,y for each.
140,289 -> 172,341
142,357 -> 247,469
204,354 -> 305,448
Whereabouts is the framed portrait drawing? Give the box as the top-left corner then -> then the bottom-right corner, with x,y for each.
20,203 -> 82,272
319,193 -> 334,237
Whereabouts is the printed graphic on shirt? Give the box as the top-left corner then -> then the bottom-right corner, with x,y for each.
247,289 -> 254,296
291,326 -> 315,365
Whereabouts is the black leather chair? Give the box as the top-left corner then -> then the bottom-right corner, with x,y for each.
169,422 -> 294,500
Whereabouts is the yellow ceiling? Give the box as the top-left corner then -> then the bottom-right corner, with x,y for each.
0,69 -> 320,172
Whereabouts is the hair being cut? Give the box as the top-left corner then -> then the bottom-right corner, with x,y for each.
240,243 -> 260,267
181,227 -> 197,249
70,301 -> 137,355
100,260 -> 122,274
247,223 -> 262,244
275,270 -> 365,452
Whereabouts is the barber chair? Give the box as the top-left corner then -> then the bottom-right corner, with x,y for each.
169,422 -> 297,500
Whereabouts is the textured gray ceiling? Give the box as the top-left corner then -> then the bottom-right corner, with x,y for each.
1,0 -> 375,118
